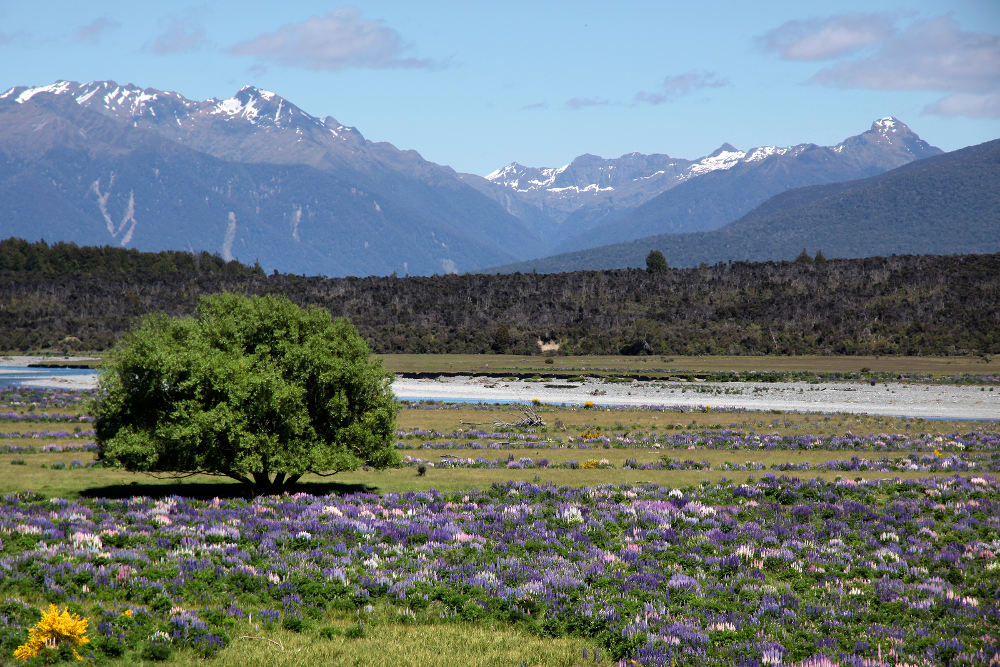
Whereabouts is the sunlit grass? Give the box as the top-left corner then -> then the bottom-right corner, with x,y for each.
379,353 -> 998,377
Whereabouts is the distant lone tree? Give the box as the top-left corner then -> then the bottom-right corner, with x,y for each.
646,250 -> 669,273
93,293 -> 398,494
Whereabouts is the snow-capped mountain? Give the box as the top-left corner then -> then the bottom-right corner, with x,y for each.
464,116 -> 941,251
489,138 -> 1000,274
0,79 -> 947,275
0,80 -> 539,276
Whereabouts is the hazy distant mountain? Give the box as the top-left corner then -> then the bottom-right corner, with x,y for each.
487,138 -> 1000,274
0,80 -> 539,276
467,118 -> 941,251
460,151 -> 690,229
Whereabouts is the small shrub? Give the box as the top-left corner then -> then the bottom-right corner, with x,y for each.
141,643 -> 172,661
282,616 -> 307,633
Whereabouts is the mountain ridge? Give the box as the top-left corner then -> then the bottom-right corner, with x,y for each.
462,116 -> 941,249
0,79 -> 977,276
486,138 -> 1000,274
0,79 -> 541,276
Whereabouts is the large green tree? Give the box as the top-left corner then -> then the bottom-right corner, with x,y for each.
93,292 -> 398,493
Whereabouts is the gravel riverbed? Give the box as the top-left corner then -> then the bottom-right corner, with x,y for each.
393,376 -> 1000,420
3,356 -> 997,419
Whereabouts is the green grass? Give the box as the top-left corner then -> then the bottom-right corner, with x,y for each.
14,352 -> 998,376
396,403 -> 988,437
209,616 -> 593,667
0,449 -> 983,499
5,598 -> 593,667
1,402 -> 995,499
379,353 -> 999,378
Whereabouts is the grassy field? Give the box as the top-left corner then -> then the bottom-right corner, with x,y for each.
2,396 -> 997,665
3,403 -> 995,498
378,353 -> 999,378
396,403 -> 983,435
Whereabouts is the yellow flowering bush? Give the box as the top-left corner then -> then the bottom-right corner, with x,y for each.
14,604 -> 89,661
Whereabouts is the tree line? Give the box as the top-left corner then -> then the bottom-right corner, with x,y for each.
1,238 -> 997,356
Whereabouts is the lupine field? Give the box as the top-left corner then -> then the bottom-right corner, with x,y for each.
0,387 -> 998,665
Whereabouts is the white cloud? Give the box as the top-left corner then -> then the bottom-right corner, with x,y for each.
634,71 -> 728,105
761,13 -> 1000,118
809,15 -> 1000,94
924,92 -> 1000,119
759,13 -> 894,60
228,8 -> 438,71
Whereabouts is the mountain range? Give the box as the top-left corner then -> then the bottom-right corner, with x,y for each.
490,138 -> 1000,273
0,79 -> 992,276
0,81 -> 535,276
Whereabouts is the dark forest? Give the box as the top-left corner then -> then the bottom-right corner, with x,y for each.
2,239 -> 997,356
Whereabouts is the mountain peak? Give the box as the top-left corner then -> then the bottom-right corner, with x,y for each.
211,86 -> 312,128
833,116 -> 941,159
871,116 -> 909,134
711,143 -> 740,156
235,85 -> 279,103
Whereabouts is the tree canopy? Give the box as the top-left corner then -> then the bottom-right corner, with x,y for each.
93,292 -> 398,493
645,250 -> 668,273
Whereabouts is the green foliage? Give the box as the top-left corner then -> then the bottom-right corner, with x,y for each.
645,249 -> 668,273
93,293 -> 399,493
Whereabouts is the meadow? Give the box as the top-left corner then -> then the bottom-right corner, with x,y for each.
0,387 -> 998,665
378,354 -> 1000,384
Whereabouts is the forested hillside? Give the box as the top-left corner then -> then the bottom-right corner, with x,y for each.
2,239 -> 997,356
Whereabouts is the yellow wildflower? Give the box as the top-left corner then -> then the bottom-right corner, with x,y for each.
14,604 -> 89,661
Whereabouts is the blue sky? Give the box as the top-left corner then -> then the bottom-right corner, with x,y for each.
2,1 -> 998,175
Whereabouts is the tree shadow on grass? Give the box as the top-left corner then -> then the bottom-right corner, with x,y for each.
80,479 -> 379,501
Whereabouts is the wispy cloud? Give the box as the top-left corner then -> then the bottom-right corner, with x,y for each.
759,13 -> 894,60
75,17 -> 121,45
760,13 -> 1000,119
924,92 -> 1000,119
149,18 -> 207,55
521,101 -> 547,111
228,8 -> 440,71
566,97 -> 609,109
634,71 -> 728,105
809,16 -> 999,93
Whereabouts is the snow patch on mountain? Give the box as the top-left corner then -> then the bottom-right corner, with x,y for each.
549,184 -> 614,193
7,81 -> 74,103
744,145 -> 791,163
684,148 -> 746,177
